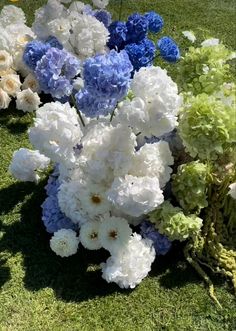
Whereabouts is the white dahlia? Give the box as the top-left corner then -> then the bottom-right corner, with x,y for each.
101,233 -> 156,288
50,229 -> 79,257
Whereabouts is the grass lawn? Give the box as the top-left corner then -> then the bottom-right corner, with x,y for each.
0,1 -> 236,330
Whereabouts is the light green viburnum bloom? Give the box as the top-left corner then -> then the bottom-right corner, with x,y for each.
172,161 -> 209,213
149,201 -> 203,242
178,93 -> 236,161
177,43 -> 234,95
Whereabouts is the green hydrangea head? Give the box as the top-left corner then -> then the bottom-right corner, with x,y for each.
172,161 -> 209,212
178,93 -> 236,160
178,44 -> 234,95
149,201 -> 203,241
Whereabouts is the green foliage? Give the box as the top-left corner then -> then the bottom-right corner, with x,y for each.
172,161 -> 209,213
178,93 -> 236,161
149,202 -> 203,241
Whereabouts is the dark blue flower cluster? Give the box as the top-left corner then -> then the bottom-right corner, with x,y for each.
76,50 -> 132,118
145,11 -> 164,33
94,10 -> 112,28
42,170 -> 78,234
126,13 -> 148,43
157,36 -> 180,62
140,220 -> 172,255
35,47 -> 80,99
125,38 -> 156,71
108,21 -> 128,49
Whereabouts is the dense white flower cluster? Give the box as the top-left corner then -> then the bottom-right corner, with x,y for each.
50,229 -> 79,257
101,233 -> 156,288
9,148 -> 50,182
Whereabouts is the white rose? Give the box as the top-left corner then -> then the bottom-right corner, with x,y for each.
0,74 -> 21,97
0,50 -> 13,71
16,88 -> 41,113
0,88 -> 11,110
22,73 -> 41,93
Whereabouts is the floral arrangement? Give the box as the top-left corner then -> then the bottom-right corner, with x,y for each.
5,0 -> 236,302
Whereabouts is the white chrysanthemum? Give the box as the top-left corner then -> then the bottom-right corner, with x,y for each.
9,148 -> 50,182
48,18 -> 71,44
0,88 -> 11,110
92,0 -> 109,9
22,73 -> 41,93
228,182 -> 236,200
113,97 -> 149,135
58,179 -> 112,223
0,5 -> 26,27
70,14 -> 109,58
131,66 -> 182,138
29,102 -> 83,164
182,31 -> 196,43
107,175 -> 164,217
201,38 -> 219,47
79,122 -> 136,184
79,221 -> 102,250
100,216 -> 132,254
0,74 -> 21,97
0,51 -> 13,71
130,141 -> 174,187
101,233 -> 156,289
50,229 -> 79,257
16,89 -> 41,113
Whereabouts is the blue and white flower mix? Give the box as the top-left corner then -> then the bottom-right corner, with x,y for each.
6,0 -> 236,292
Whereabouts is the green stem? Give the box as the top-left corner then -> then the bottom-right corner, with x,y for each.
118,0 -> 123,20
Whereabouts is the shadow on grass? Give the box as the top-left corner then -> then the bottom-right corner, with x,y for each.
0,258 -> 10,289
1,179 -> 224,303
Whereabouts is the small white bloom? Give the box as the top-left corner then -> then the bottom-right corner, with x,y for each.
79,221 -> 102,250
182,31 -> 196,43
22,73 -> 41,93
73,77 -> 84,91
0,50 -> 13,71
16,89 -> 41,113
92,0 -> 109,9
29,102 -> 83,164
50,229 -> 79,257
100,216 -> 132,254
107,175 -> 164,217
9,148 -> 50,182
229,182 -> 236,199
0,88 -> 11,110
101,233 -> 155,289
201,38 -> 219,47
0,74 -> 21,97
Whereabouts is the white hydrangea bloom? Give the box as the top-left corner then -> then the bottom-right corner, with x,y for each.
0,74 -> 21,97
0,27 -> 12,52
201,38 -> 219,47
79,221 -> 102,250
101,233 -> 155,289
130,141 -> 174,188
92,0 -> 109,9
69,1 -> 85,13
70,14 -> 109,58
0,5 -> 26,27
228,182 -> 236,200
22,73 -> 41,93
107,175 -> 164,217
0,51 -> 13,71
100,216 -> 132,254
131,66 -> 182,138
6,24 -> 35,52
58,178 -> 112,224
48,18 -> 71,44
9,148 -> 50,182
0,88 -> 11,110
113,97 -> 149,135
16,89 -> 41,113
29,102 -> 83,165
182,31 -> 196,43
50,229 -> 79,257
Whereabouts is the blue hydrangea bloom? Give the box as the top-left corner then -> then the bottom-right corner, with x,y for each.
45,36 -> 63,50
108,21 -> 128,50
23,40 -> 51,70
126,13 -> 148,43
94,10 -> 112,28
35,48 -> 80,98
125,38 -> 156,72
157,36 -> 180,62
144,11 -> 164,33
75,89 -> 117,118
83,50 -> 133,101
140,221 -> 172,255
